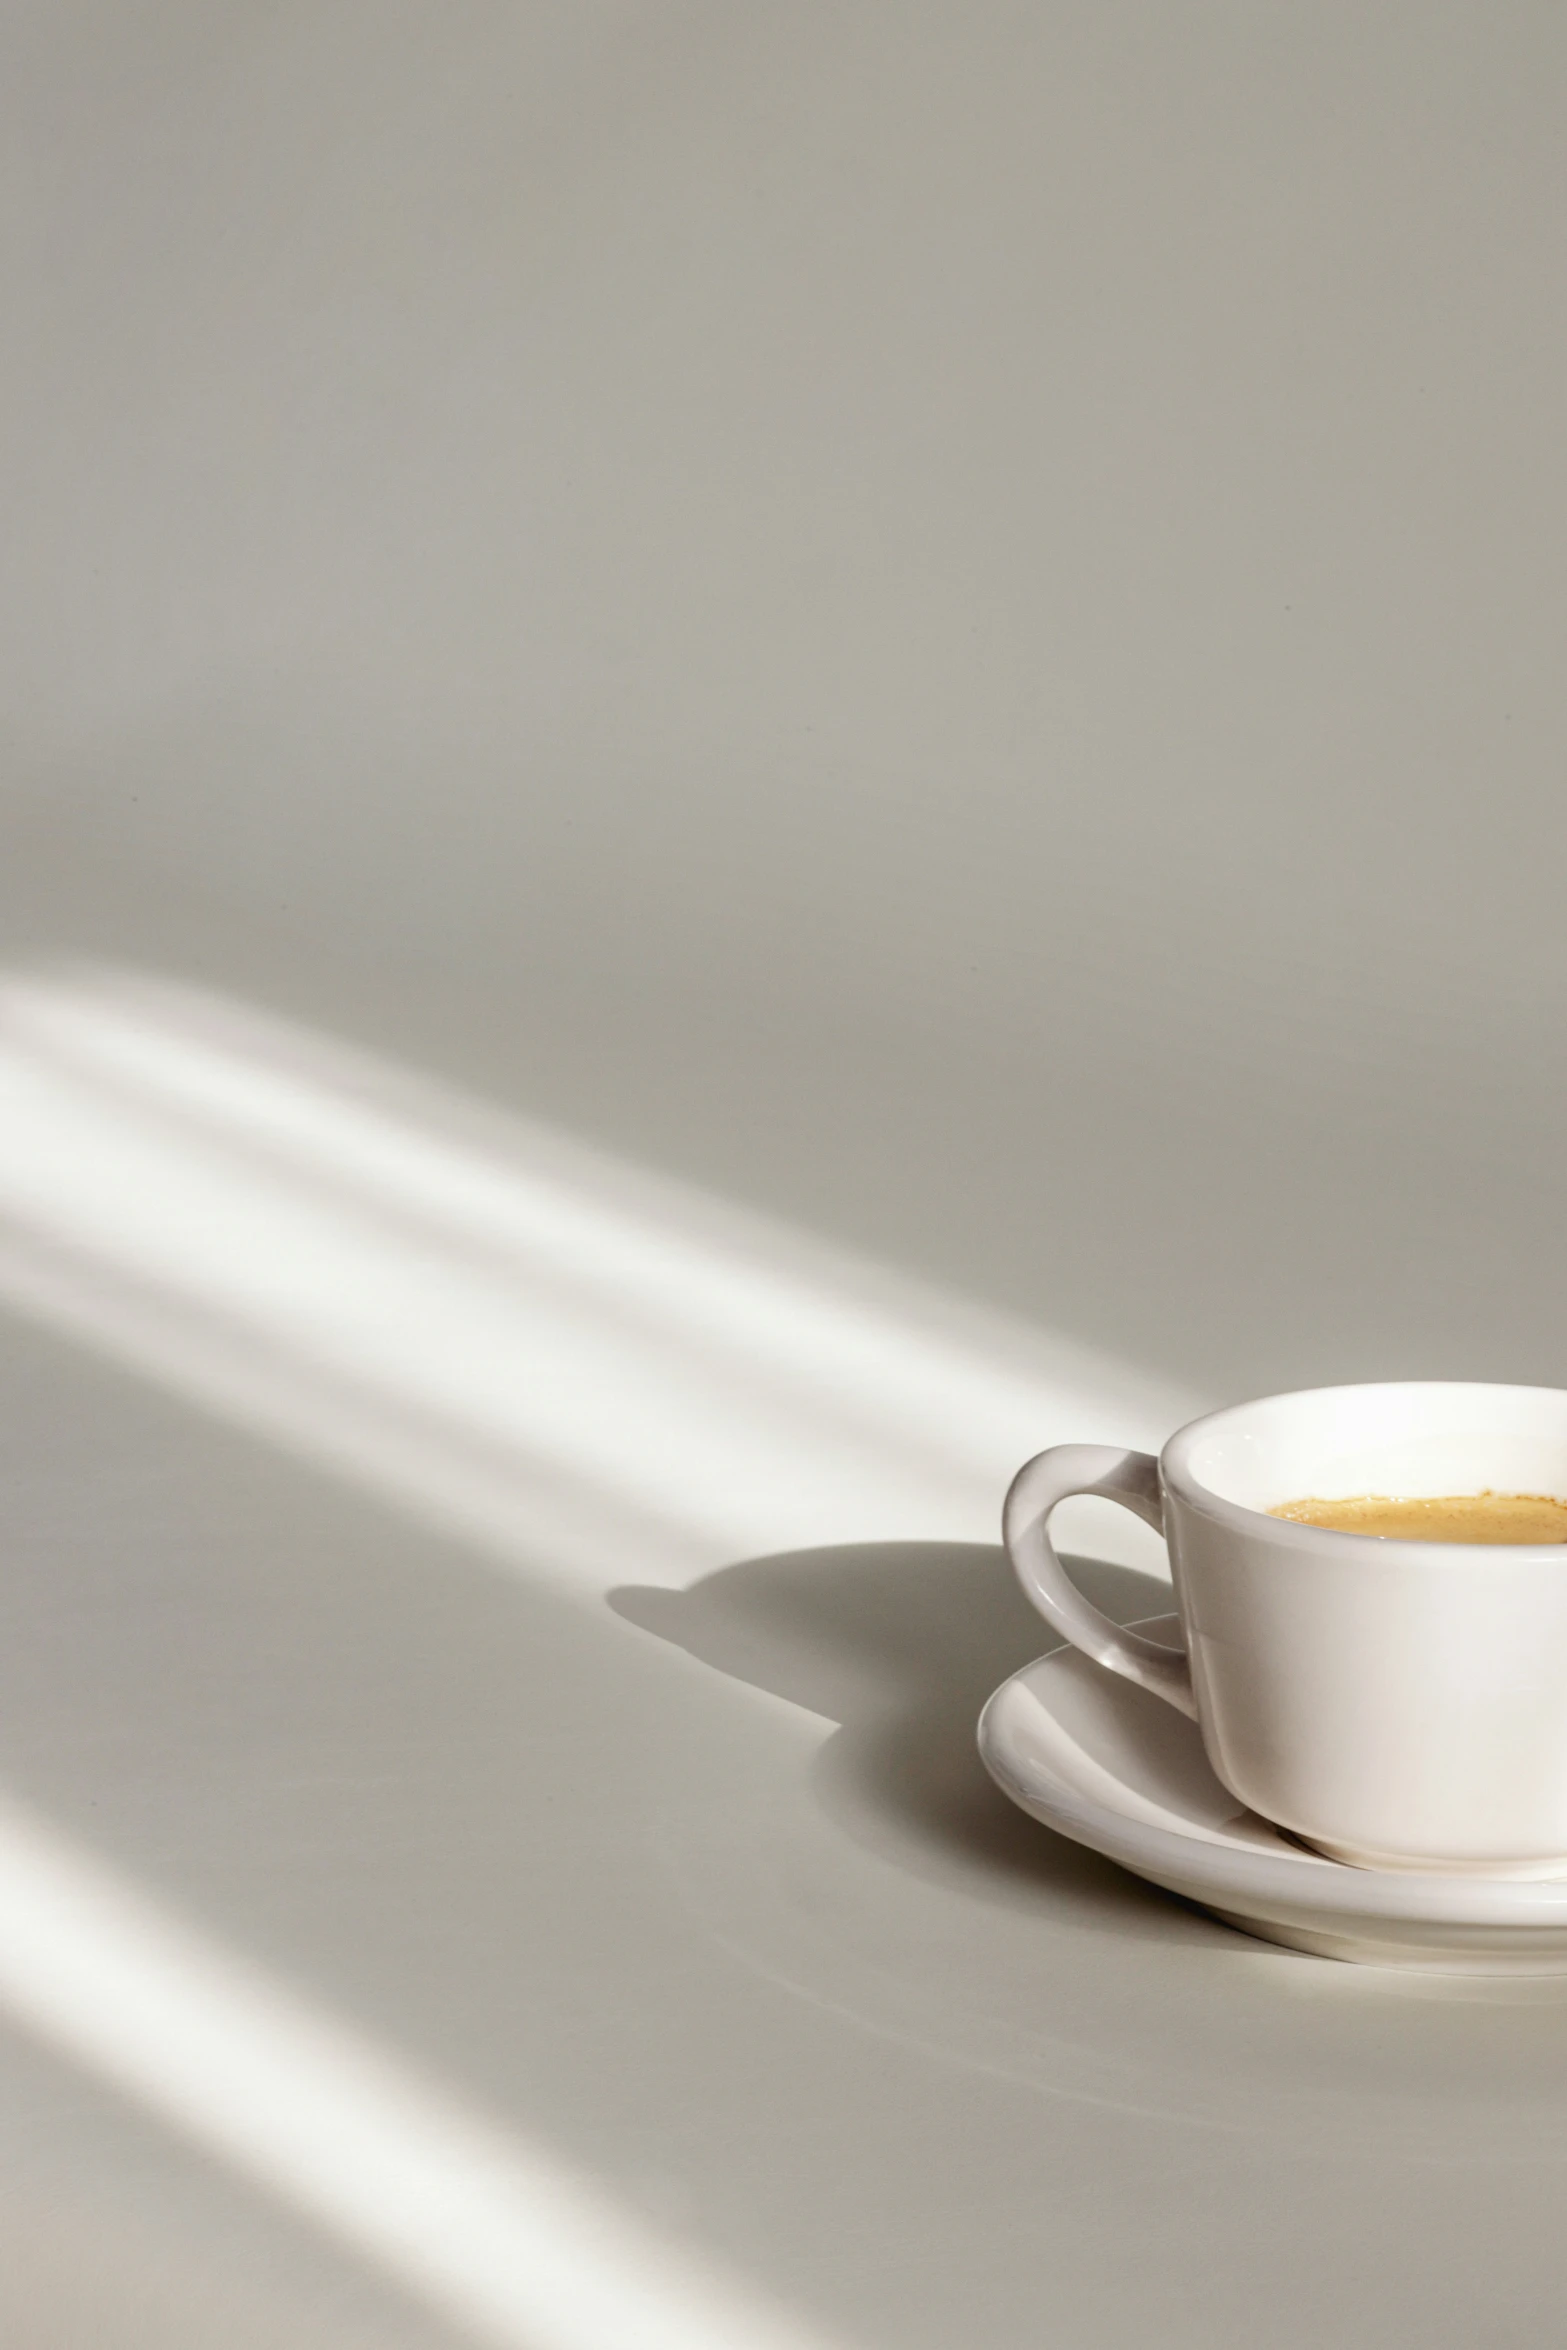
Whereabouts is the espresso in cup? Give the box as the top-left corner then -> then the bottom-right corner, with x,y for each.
1003,1384 -> 1567,1875
1270,1491 -> 1567,1543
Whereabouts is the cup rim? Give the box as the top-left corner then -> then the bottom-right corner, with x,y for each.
1159,1379 -> 1567,1556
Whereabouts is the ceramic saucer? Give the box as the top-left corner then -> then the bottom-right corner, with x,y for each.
978,1616 -> 1567,1971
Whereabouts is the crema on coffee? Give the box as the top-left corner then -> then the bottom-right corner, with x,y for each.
1269,1492 -> 1567,1543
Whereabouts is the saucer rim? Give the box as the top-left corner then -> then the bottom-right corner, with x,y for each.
978,1621 -> 1567,1930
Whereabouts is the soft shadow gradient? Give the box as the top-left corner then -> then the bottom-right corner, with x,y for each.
612,1543 -> 1205,1931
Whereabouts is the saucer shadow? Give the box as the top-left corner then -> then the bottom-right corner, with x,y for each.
611,1542 -> 1213,1935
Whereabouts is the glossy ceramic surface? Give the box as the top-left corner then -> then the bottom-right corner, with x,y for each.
1005,1385 -> 1567,1872
979,1619 -> 1567,1972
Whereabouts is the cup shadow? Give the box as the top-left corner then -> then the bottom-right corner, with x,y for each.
610,1542 -> 1212,1936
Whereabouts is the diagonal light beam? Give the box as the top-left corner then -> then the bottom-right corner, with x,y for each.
0,969 -> 1197,1592
0,1789 -> 841,2350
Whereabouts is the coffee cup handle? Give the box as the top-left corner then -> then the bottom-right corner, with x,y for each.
1003,1445 -> 1197,1718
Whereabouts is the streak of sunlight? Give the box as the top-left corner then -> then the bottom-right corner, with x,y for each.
0,968 -> 1200,1590
0,1790 -> 836,2350
0,971 -> 1196,2346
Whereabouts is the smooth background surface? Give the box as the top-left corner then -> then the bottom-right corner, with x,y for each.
4,6 -> 1567,2344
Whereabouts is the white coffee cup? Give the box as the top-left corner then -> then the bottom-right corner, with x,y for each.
1003,1382 -> 1567,1876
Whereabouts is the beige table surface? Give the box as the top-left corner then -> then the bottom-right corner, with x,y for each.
4,7 -> 1567,2344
